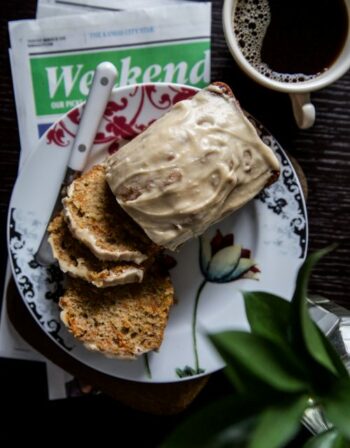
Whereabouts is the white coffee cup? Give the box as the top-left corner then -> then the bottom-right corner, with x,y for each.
223,0 -> 350,129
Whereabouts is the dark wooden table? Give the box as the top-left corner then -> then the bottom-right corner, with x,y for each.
1,0 -> 349,444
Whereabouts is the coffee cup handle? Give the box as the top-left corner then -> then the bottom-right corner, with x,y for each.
289,93 -> 315,129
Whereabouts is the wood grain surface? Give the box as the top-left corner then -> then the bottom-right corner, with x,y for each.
0,0 -> 349,440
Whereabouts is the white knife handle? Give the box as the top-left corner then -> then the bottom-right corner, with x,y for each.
68,61 -> 117,172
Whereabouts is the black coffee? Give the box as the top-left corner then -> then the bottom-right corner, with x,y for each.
233,0 -> 349,83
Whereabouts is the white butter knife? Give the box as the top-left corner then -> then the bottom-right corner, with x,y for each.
35,61 -> 117,266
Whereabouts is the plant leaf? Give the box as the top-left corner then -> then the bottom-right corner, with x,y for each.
249,395 -> 309,448
321,379 -> 350,439
303,428 -> 348,448
313,325 -> 349,379
244,291 -> 291,347
161,395 -> 260,448
210,331 -> 308,393
223,359 -> 276,395
291,246 -> 340,377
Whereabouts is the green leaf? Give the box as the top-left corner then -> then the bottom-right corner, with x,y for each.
322,379 -> 350,439
211,417 -> 256,448
293,247 -> 335,307
244,291 -> 291,347
313,325 -> 349,379
161,395 -> 260,448
210,331 -> 308,393
291,246 -> 341,377
249,395 -> 309,448
303,429 -> 348,448
223,359 -> 274,395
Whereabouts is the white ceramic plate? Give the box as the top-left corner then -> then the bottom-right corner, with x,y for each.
8,83 -> 308,383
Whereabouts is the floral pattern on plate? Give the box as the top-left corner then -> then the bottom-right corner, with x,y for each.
176,230 -> 259,378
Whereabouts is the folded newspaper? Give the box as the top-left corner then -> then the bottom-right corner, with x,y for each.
1,0 -> 211,400
9,2 -> 211,163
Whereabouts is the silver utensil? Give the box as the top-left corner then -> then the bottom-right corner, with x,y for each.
35,61 -> 117,266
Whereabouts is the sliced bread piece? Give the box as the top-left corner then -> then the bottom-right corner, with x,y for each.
48,212 -> 144,288
59,267 -> 174,359
63,164 -> 158,264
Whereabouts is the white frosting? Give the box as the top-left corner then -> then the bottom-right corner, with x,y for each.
106,86 -> 280,250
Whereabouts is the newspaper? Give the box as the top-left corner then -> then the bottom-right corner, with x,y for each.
1,0 -> 211,399
9,3 -> 211,163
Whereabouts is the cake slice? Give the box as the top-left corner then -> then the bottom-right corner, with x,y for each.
59,267 -> 174,359
106,82 -> 280,251
48,213 -> 145,288
63,164 -> 159,264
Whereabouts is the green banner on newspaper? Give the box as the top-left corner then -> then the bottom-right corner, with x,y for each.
30,41 -> 210,116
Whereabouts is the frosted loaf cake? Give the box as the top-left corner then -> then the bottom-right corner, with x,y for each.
106,83 -> 280,251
